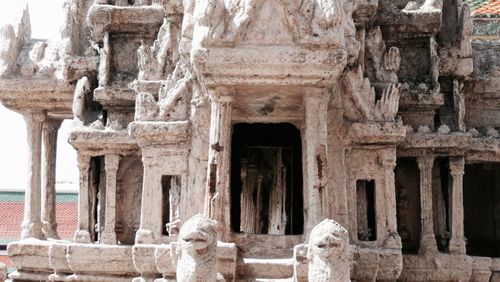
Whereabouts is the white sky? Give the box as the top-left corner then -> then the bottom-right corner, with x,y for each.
0,0 -> 78,192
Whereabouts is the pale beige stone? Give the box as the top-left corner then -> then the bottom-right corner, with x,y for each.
1,0 -> 500,281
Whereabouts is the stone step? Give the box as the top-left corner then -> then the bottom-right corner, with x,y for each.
238,258 -> 294,280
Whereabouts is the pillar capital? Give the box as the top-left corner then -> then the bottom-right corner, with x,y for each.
105,154 -> 120,173
43,119 -> 63,131
77,153 -> 91,170
381,156 -> 397,170
449,156 -> 465,177
24,111 -> 46,123
209,87 -> 235,103
417,155 -> 435,171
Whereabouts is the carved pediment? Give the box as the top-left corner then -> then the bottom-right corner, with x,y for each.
190,0 -> 358,86
192,0 -> 353,48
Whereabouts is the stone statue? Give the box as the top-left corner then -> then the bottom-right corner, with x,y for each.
307,219 -> 351,282
342,66 -> 400,122
175,214 -> 224,282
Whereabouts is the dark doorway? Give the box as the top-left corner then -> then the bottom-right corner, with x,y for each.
356,180 -> 377,241
395,157 -> 421,254
464,162 -> 500,257
231,123 -> 303,235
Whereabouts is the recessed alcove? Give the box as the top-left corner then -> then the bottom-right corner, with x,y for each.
464,162 -> 500,257
230,123 -> 303,235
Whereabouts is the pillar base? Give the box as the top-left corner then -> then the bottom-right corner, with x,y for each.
101,232 -> 117,244
43,221 -> 60,239
419,235 -> 438,255
449,238 -> 466,254
21,221 -> 45,240
135,229 -> 155,244
74,229 -> 91,243
384,231 -> 402,249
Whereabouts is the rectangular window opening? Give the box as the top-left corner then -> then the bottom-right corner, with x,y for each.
90,156 -> 105,242
161,175 -> 181,236
356,179 -> 377,242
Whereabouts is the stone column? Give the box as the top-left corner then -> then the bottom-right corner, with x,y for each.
41,119 -> 62,239
101,154 -> 120,244
205,94 -> 233,234
136,157 -> 162,244
382,155 -> 402,248
74,153 -> 92,243
417,156 -> 437,254
21,112 -> 46,240
448,156 -> 466,254
304,92 -> 329,233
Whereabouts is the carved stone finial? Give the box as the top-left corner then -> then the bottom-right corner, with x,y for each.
307,219 -> 351,282
176,214 -> 224,282
0,5 -> 31,77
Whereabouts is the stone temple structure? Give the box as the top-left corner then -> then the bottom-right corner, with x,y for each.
0,0 -> 500,280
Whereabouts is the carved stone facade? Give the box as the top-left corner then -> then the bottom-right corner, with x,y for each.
1,0 -> 500,281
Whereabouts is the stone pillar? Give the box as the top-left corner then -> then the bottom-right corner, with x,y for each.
74,153 -> 92,243
417,156 -> 437,254
382,155 -> 402,248
304,92 -> 329,233
101,154 -> 120,244
21,112 -> 46,240
205,94 -> 233,234
41,119 -> 62,239
448,156 -> 466,254
136,157 -> 162,244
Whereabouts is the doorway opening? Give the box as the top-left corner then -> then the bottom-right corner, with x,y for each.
231,123 -> 303,235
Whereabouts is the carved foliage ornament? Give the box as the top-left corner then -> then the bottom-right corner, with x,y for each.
192,0 -> 353,47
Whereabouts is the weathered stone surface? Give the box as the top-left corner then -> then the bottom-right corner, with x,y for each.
174,214 -> 221,282
302,219 -> 351,282
2,0 -> 500,281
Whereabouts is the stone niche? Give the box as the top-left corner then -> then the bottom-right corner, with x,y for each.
464,162 -> 500,257
116,156 -> 144,245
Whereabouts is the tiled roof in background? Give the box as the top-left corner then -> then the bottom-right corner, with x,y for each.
0,191 -> 78,273
465,0 -> 500,17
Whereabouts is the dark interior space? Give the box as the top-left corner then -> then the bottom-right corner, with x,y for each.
90,156 -> 105,242
231,123 -> 303,235
356,180 -> 377,241
395,157 -> 421,254
433,157 -> 452,252
464,162 -> 500,257
161,175 -> 172,236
